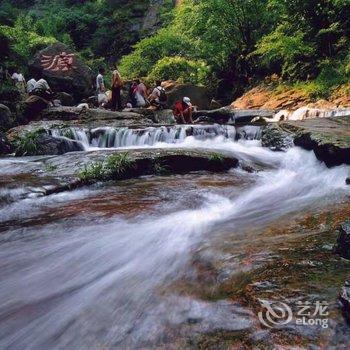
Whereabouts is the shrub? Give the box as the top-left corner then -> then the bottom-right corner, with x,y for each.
208,153 -> 224,163
119,28 -> 193,79
77,153 -> 136,183
0,81 -> 21,102
293,59 -> 348,99
13,129 -> 46,156
0,16 -> 56,67
148,56 -> 210,85
153,158 -> 170,175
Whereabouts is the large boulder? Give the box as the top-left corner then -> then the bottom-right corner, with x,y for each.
15,133 -> 84,156
29,42 -> 94,102
0,103 -> 13,131
56,92 -> 75,106
261,124 -> 293,151
162,81 -> 211,110
282,116 -> 350,167
23,95 -> 50,122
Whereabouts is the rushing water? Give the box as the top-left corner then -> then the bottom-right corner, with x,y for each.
0,127 -> 349,349
51,124 -> 257,150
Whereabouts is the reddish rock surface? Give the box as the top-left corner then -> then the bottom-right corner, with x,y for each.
232,84 -> 350,111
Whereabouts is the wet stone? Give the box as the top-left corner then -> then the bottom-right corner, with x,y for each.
339,281 -> 350,324
333,221 -> 350,260
250,281 -> 278,290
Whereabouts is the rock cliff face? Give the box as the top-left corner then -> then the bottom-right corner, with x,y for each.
142,0 -> 174,33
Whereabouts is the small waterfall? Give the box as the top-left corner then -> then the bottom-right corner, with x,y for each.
236,125 -> 262,140
51,125 -> 239,149
50,128 -> 90,150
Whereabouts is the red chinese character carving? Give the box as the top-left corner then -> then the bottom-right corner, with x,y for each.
41,52 -> 76,72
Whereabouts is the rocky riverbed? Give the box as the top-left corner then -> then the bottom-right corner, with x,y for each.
0,106 -> 349,349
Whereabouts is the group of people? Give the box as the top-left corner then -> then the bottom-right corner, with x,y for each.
95,67 -> 195,124
96,67 -> 168,111
4,68 -> 54,101
2,65 -> 196,124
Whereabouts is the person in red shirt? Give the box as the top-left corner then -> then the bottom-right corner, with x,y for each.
173,97 -> 194,124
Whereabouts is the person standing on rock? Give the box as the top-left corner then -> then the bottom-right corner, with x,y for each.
136,79 -> 148,107
111,66 -> 123,111
96,67 -> 107,107
130,79 -> 147,108
173,97 -> 194,124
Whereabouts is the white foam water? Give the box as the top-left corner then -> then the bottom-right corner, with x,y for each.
52,124 -> 237,150
0,134 -> 349,349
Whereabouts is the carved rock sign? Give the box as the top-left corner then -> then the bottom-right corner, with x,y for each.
30,42 -> 94,102
41,52 -> 77,72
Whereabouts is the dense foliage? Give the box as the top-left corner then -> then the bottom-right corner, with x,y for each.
0,0 -> 162,73
1,0 -> 349,99
120,0 -> 349,98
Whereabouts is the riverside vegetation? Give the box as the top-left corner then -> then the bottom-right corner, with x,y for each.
1,0 -> 349,103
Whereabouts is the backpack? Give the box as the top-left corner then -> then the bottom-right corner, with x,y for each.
157,87 -> 167,103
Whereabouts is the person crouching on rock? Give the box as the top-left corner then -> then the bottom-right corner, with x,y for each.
148,80 -> 167,110
173,97 -> 194,124
32,77 -> 54,101
24,76 -> 54,121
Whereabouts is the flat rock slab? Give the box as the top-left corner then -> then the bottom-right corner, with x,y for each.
194,108 -> 275,124
12,148 -> 238,195
41,106 -> 155,125
45,148 -> 238,177
281,116 -> 350,167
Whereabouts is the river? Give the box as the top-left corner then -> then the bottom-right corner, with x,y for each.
0,126 -> 349,349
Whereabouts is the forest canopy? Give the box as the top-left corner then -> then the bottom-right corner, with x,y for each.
1,0 -> 349,99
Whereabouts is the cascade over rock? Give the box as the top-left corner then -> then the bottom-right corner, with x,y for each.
49,124 -> 237,150
261,124 -> 293,151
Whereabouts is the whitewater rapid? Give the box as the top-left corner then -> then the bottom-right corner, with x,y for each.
0,134 -> 349,349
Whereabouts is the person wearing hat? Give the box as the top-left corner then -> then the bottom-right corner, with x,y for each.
173,96 -> 194,124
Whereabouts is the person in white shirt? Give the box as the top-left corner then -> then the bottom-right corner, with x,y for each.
26,78 -> 37,94
11,70 -> 26,92
34,78 -> 50,91
11,71 -> 25,83
96,67 -> 108,107
96,67 -> 105,94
